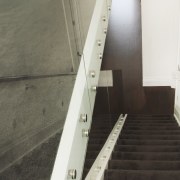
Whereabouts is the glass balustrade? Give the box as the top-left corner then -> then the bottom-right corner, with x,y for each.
0,0 -> 91,179
51,0 -> 111,179
0,0 -> 111,179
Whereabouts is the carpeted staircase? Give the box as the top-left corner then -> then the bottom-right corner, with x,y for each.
2,114 -> 180,180
104,115 -> 180,180
0,132 -> 61,180
82,114 -> 119,179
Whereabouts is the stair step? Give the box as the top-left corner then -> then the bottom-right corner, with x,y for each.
83,159 -> 95,169
108,160 -> 180,170
90,134 -> 109,138
112,152 -> 180,161
93,114 -> 119,119
121,130 -> 180,135
124,122 -> 177,125
114,145 -> 180,152
91,121 -> 116,124
125,122 -> 177,125
84,114 -> 180,179
92,120 -> 117,123
82,114 -> 120,179
87,144 -> 104,151
127,117 -> 174,119
127,119 -> 174,122
89,132 -> 109,135
91,124 -> 115,128
118,139 -> 180,146
119,135 -> 180,140
90,127 -> 115,130
123,126 -> 179,130
127,116 -> 173,119
127,117 -> 173,120
90,129 -> 112,133
86,151 -> 100,159
91,126 -> 114,129
124,123 -> 177,126
128,114 -> 172,117
104,170 -> 180,180
88,138 -> 107,144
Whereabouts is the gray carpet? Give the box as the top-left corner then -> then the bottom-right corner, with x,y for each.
105,115 -> 180,180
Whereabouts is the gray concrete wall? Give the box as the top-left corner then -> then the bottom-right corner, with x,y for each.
0,0 -> 76,77
0,75 -> 75,171
0,0 -> 97,171
0,0 -> 78,170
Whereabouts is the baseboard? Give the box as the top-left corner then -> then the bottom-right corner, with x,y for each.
0,120 -> 62,173
143,76 -> 176,88
174,105 -> 180,126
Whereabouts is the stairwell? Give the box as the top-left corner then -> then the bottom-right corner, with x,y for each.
84,114 -> 180,180
1,114 -> 180,180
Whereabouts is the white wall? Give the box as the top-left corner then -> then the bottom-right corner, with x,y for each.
142,0 -> 180,88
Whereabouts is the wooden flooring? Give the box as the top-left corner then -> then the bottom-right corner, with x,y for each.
94,0 -> 175,115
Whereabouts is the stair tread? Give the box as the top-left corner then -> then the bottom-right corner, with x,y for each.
84,114 -> 180,179
124,123 -> 177,126
108,160 -> 180,170
121,130 -> 180,135
118,139 -> 180,145
123,127 -> 180,130
105,169 -> 180,180
119,135 -> 180,140
112,151 -> 180,160
86,151 -> 101,159
115,145 -> 180,152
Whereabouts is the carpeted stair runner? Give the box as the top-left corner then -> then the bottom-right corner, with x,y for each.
0,132 -> 61,180
82,114 -> 119,179
104,115 -> 180,180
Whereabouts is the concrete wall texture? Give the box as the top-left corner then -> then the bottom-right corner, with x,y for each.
0,0 -> 75,77
0,76 -> 75,152
0,76 -> 75,172
0,0 -> 78,170
0,0 -> 96,172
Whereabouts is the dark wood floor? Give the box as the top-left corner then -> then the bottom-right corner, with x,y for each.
94,0 -> 175,115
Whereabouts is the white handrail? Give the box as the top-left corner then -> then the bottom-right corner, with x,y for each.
51,0 -> 112,179
85,114 -> 127,180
